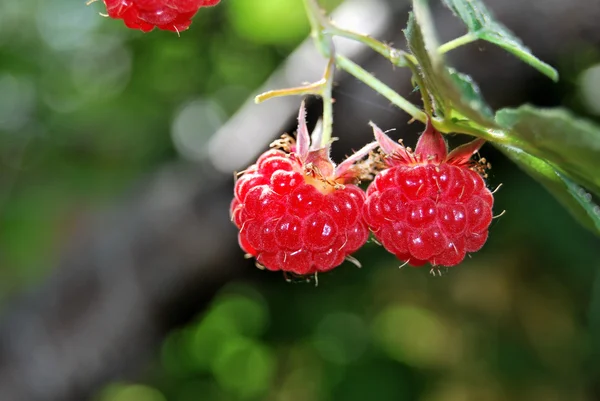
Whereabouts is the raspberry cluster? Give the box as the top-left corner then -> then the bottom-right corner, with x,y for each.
230,105 -> 376,276
232,106 -> 495,278
364,123 -> 493,268
103,0 -> 220,32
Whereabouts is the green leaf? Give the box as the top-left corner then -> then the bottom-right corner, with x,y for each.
446,68 -> 494,121
404,11 -> 449,117
441,0 -> 558,81
499,145 -> 600,236
404,3 -> 496,131
496,106 -> 600,197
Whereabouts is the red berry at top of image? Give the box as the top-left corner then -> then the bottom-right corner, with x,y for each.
364,121 -> 494,269
102,0 -> 220,32
231,104 -> 377,278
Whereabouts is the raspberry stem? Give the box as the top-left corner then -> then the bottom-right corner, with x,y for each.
320,57 -> 335,147
433,118 -> 508,143
303,0 -> 332,59
302,0 -> 336,147
403,55 -> 434,116
335,55 -> 427,123
258,0 -> 492,141
302,0 -> 427,123
323,24 -> 413,68
313,10 -> 477,67
438,33 -> 479,55
254,81 -> 325,104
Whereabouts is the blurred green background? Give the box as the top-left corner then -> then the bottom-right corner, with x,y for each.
1,0 -> 600,400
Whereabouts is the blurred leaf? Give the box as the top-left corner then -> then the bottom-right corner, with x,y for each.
441,0 -> 558,81
558,171 -> 600,233
496,106 -> 600,197
499,145 -> 600,236
589,272 -> 600,362
404,7 -> 496,129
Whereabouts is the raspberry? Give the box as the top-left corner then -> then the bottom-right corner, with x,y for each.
365,121 -> 494,269
102,0 -> 220,32
231,104 -> 377,278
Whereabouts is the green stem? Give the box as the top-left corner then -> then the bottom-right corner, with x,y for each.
320,58 -> 335,147
325,25 -> 409,67
336,55 -> 427,123
254,81 -> 324,103
438,32 -> 478,54
302,0 -> 331,57
434,118 -> 507,143
403,55 -> 433,116
302,0 -> 335,145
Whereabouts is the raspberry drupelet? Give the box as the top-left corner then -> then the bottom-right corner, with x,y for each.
231,104 -> 377,278
102,0 -> 220,32
364,121 -> 494,269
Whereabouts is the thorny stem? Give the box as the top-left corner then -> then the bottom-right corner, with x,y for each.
254,58 -> 336,147
320,57 -> 335,147
303,0 -> 331,58
302,0 -> 336,146
260,0 -> 485,140
433,118 -> 508,143
324,21 -> 478,64
336,55 -> 427,123
438,32 -> 478,54
403,55 -> 433,116
324,24 -> 410,67
302,0 -> 426,122
254,81 -> 324,103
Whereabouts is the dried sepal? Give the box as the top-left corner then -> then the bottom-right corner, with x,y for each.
296,101 -> 310,160
335,141 -> 379,182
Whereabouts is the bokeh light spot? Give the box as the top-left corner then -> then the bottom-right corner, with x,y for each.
579,64 -> 600,115
36,0 -> 99,51
99,384 -> 166,401
212,338 -> 275,399
313,312 -> 369,365
189,311 -> 239,370
0,74 -> 36,131
226,0 -> 309,45
372,304 -> 451,368
171,98 -> 225,162
209,294 -> 269,337
70,36 -> 132,101
160,328 -> 198,377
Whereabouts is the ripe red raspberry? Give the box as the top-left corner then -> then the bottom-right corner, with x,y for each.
102,0 -> 220,32
231,104 -> 377,278
364,122 -> 494,269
